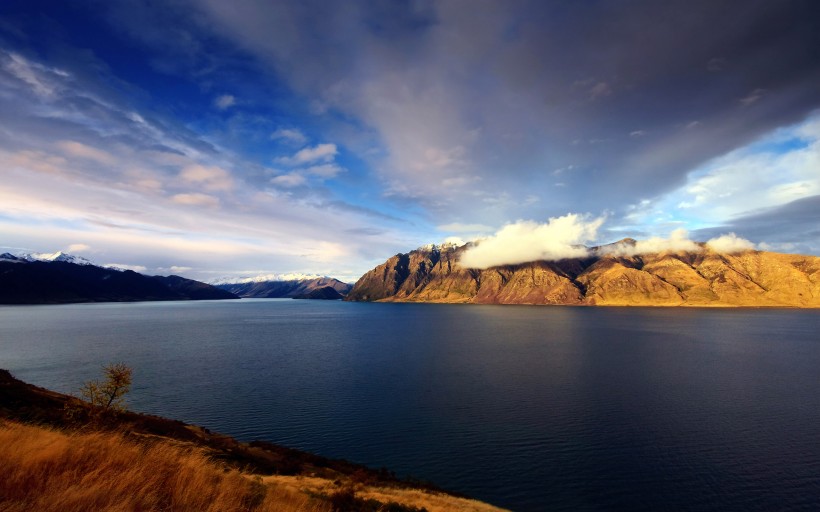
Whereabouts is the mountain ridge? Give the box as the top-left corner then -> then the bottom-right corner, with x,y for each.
0,257 -> 237,304
216,277 -> 352,300
345,243 -> 820,307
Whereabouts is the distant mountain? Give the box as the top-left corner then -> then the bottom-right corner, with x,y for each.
216,277 -> 352,300
0,254 -> 237,304
19,251 -> 95,266
346,242 -> 820,307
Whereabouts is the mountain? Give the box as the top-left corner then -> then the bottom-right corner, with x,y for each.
0,256 -> 237,304
346,242 -> 820,307
19,251 -> 95,266
216,277 -> 352,300
151,275 -> 238,301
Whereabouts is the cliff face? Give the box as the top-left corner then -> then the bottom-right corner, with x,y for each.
346,244 -> 820,307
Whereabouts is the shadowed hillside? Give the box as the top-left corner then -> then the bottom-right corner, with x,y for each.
0,255 -> 237,304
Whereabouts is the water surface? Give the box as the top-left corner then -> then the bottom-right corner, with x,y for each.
1,300 -> 818,511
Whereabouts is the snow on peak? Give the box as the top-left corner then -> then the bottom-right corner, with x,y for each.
210,272 -> 325,285
416,240 -> 465,252
20,251 -> 95,265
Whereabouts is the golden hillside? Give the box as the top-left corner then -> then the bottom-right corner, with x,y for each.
347,244 -> 820,307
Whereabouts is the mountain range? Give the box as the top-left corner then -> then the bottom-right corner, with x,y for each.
215,277 -> 352,300
0,253 -> 236,304
345,241 -> 820,307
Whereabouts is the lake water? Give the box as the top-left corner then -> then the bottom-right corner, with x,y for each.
1,300 -> 818,511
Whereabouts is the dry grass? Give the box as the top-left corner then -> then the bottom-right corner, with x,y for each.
263,475 -> 511,512
0,419 -> 329,512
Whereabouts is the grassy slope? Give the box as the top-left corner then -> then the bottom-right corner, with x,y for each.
0,370 -> 508,512
0,420 -> 326,512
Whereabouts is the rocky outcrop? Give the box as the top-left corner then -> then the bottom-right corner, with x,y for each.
346,243 -> 820,307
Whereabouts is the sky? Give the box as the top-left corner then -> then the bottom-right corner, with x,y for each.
1,0 -> 818,282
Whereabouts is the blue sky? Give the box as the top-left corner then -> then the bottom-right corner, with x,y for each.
1,1 -> 818,282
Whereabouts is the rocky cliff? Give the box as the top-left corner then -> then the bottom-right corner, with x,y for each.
346,242 -> 820,307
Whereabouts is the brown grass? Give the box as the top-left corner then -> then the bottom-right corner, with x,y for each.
264,475 -> 510,512
0,419 -> 329,512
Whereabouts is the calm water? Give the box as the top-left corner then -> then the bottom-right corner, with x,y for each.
1,300 -> 818,511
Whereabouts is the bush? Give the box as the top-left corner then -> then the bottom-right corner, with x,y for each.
79,362 -> 132,416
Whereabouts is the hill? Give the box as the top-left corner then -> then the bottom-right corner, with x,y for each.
346,242 -> 820,307
0,254 -> 237,304
216,277 -> 352,300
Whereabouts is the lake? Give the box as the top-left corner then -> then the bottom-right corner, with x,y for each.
1,300 -> 818,511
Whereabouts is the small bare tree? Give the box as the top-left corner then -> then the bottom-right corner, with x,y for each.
80,362 -> 133,412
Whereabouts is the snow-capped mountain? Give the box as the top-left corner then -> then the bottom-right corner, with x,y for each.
19,251 -> 95,266
210,272 -> 325,285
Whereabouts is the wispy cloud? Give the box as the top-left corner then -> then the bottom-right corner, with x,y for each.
214,94 -> 236,109
171,192 -> 220,208
270,172 -> 306,187
276,143 -> 337,166
179,165 -> 234,191
271,128 -> 308,145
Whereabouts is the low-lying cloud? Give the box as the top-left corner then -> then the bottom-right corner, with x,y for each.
459,214 -> 604,269
601,228 -> 700,257
460,221 -> 759,269
601,228 -> 756,257
705,233 -> 756,253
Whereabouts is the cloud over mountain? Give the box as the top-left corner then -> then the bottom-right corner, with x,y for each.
459,215 -> 604,269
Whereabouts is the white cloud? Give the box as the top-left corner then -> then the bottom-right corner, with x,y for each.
171,193 -> 220,207
601,228 -> 700,256
459,214 -> 604,269
270,172 -> 306,187
706,233 -> 756,253
276,143 -> 337,165
214,94 -> 236,109
639,115 -> 820,227
271,128 -> 308,145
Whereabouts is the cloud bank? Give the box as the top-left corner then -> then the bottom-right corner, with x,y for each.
601,229 -> 700,257
705,233 -> 756,254
461,223 -> 759,269
602,229 -> 757,257
459,214 -> 604,269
